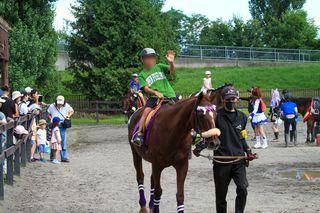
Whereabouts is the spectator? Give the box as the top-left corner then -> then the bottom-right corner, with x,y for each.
0,86 -> 16,119
12,91 -> 22,118
269,89 -> 281,141
201,71 -> 213,94
37,119 -> 48,163
47,96 -> 74,163
51,117 -> 62,164
19,91 -> 29,116
29,104 -> 41,162
28,89 -> 39,107
0,97 -> 7,147
249,87 -> 268,149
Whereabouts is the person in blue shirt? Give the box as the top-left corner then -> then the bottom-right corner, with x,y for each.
130,73 -> 140,94
281,94 -> 298,147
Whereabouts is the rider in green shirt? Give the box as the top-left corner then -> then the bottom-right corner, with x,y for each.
133,48 -> 176,146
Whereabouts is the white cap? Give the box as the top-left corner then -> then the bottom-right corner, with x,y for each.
14,125 -> 28,135
205,71 -> 211,75
132,73 -> 138,77
56,95 -> 65,105
25,87 -> 33,94
12,91 -> 22,101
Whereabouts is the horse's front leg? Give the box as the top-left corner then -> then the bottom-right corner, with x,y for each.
174,158 -> 189,213
152,164 -> 163,213
130,146 -> 147,213
149,175 -> 155,210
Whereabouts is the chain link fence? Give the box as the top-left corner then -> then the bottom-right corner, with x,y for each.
180,45 -> 320,62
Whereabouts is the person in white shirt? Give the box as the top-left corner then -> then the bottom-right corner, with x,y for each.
201,71 -> 213,94
47,95 -> 74,162
19,91 -> 29,116
37,119 -> 48,163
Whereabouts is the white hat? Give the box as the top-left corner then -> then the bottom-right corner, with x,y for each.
14,125 -> 28,135
0,98 -> 6,103
25,87 -> 33,94
132,73 -> 138,77
12,91 -> 22,101
56,95 -> 65,105
205,71 -> 211,75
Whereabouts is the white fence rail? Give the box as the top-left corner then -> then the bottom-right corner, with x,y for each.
180,45 -> 320,62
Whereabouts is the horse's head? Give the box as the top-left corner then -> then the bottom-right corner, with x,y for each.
194,92 -> 221,149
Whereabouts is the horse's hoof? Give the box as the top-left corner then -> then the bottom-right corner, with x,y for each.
139,207 -> 148,213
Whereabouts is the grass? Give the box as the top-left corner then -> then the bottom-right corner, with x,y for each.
173,63 -> 320,94
72,114 -> 126,125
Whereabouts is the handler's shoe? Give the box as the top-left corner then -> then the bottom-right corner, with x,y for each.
253,137 -> 262,149
261,137 -> 268,149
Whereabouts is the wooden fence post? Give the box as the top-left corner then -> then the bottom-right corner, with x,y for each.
95,101 -> 100,123
13,144 -> 20,176
6,127 -> 14,185
26,118 -> 32,162
0,134 -> 4,200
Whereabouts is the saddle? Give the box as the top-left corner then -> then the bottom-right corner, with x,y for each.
144,100 -> 164,129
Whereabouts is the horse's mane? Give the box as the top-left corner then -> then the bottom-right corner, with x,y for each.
209,83 -> 233,93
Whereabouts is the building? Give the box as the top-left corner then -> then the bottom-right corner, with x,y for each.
0,17 -> 10,86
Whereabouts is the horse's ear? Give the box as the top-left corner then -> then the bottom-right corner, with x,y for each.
197,91 -> 203,104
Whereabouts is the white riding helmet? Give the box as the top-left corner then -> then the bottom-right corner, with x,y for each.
205,71 -> 211,75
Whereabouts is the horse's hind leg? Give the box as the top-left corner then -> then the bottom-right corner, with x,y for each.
174,159 -> 189,213
130,146 -> 147,213
152,164 -> 164,213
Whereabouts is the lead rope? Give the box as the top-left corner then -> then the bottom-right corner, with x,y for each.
200,154 -> 248,164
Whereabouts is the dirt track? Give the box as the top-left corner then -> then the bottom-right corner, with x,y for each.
1,122 -> 320,213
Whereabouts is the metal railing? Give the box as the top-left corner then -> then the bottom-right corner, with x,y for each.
0,110 -> 48,200
180,45 -> 320,62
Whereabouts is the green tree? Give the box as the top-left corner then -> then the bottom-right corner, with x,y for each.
265,10 -> 318,49
249,0 -> 306,24
181,14 -> 210,45
0,0 -> 59,98
199,19 -> 233,46
68,0 -> 179,100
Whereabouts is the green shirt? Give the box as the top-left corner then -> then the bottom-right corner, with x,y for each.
139,63 -> 176,98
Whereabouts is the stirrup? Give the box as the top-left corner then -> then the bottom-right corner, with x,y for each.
133,133 -> 144,146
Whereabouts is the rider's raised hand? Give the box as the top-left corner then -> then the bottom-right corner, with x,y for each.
166,50 -> 175,63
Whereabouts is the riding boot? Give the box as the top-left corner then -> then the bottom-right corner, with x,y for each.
261,136 -> 268,149
290,131 -> 294,142
285,134 -> 290,148
253,136 -> 261,149
293,131 -> 298,146
272,132 -> 279,141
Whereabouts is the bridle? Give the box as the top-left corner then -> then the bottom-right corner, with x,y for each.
193,101 -> 217,141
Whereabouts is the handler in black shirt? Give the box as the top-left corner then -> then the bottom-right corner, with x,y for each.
214,86 -> 255,213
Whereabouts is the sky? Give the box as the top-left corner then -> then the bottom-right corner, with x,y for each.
53,0 -> 320,31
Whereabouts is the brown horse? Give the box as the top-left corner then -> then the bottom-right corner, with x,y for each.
122,92 -> 146,122
128,92 -> 222,213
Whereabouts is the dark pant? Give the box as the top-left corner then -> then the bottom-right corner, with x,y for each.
284,117 -> 296,134
213,163 -> 248,213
